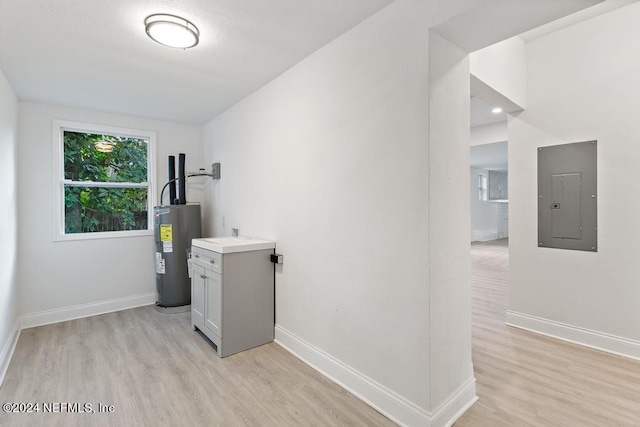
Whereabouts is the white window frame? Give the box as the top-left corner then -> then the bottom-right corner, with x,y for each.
478,170 -> 488,201
52,120 -> 157,242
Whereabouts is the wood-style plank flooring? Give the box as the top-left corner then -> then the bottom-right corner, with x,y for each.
456,239 -> 640,426
0,308 -> 394,426
4,240 -> 640,426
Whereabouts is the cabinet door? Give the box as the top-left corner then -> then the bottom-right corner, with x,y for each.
205,272 -> 222,338
191,264 -> 205,328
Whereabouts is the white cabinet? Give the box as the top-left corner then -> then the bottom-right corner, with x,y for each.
204,270 -> 222,337
191,264 -> 205,327
191,263 -> 221,337
191,237 -> 275,358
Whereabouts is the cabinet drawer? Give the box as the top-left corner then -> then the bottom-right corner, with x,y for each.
192,247 -> 222,274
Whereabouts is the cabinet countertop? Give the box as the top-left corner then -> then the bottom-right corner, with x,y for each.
192,236 -> 275,254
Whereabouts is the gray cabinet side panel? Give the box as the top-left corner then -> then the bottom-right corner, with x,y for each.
221,249 -> 275,357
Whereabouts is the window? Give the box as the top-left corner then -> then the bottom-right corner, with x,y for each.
478,170 -> 488,201
53,120 -> 156,241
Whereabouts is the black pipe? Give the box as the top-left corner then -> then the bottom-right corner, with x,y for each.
168,156 -> 177,205
178,153 -> 187,205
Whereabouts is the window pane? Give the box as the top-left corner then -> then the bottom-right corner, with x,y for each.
63,131 -> 148,183
64,186 -> 148,233
478,174 -> 488,201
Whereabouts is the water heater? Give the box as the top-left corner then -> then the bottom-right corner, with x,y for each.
154,153 -> 202,307
154,204 -> 201,307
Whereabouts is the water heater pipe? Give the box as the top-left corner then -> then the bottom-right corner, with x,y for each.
168,155 -> 177,205
178,153 -> 186,205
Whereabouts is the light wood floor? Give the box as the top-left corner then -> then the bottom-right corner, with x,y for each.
4,241 -> 640,426
456,239 -> 640,426
0,308 -> 394,426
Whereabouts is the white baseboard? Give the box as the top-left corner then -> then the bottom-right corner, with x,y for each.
431,377 -> 478,427
20,292 -> 157,330
506,310 -> 640,360
0,319 -> 21,387
275,325 -> 477,426
471,229 -> 497,242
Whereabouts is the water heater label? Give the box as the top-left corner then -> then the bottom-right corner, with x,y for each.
155,252 -> 165,274
160,224 -> 173,242
163,241 -> 173,253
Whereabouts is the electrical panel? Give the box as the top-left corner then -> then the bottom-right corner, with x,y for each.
538,141 -> 597,251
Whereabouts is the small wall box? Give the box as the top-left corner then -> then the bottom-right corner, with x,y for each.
538,140 -> 597,252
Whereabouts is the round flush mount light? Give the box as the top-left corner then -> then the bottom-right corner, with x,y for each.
491,107 -> 503,114
145,14 -> 199,49
95,140 -> 115,153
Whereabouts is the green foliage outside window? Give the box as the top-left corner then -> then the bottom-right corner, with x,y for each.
63,131 -> 149,233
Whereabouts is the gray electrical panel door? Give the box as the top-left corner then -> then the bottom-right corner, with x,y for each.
538,141 -> 597,251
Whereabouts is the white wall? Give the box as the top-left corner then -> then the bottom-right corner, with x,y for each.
0,69 -> 19,383
508,3 -> 640,356
470,122 -> 507,147
470,168 -> 498,241
470,36 -> 527,109
202,1 -> 477,424
427,30 -> 476,414
470,126 -> 508,242
17,102 -> 203,326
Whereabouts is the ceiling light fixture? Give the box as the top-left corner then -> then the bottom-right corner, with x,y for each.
95,140 -> 115,153
145,13 -> 199,49
491,107 -> 503,114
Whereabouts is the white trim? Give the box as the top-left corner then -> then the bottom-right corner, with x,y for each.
471,229 -> 497,242
478,170 -> 488,201
505,310 -> 640,360
63,180 -> 150,188
0,319 -> 21,387
20,293 -> 157,330
51,119 -> 157,242
275,325 -> 477,426
430,377 -> 478,427
53,229 -> 154,242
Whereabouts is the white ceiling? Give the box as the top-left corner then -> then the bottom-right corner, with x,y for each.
470,96 -> 507,128
520,0 -> 636,42
470,141 -> 508,171
0,0 -> 392,124
432,0 -> 602,53
468,0 -> 630,128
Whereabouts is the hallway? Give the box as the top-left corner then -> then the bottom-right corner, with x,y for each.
457,239 -> 640,426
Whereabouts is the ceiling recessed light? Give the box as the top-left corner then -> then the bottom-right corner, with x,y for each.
145,14 -> 199,49
491,107 -> 503,114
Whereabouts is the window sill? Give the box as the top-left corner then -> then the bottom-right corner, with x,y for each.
53,229 -> 153,243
